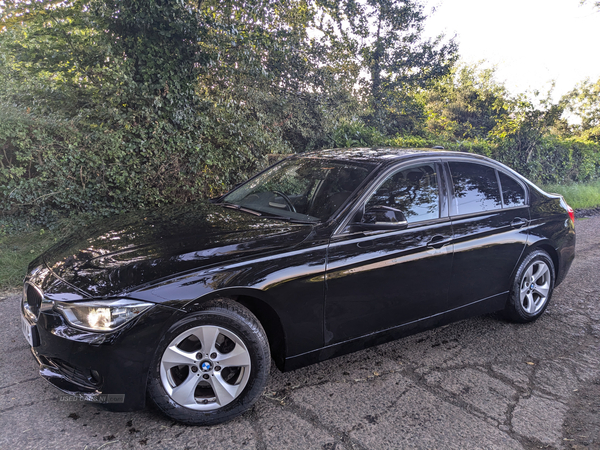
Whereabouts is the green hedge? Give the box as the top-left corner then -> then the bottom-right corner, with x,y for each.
2,106 -> 600,231
0,104 -> 289,230
389,135 -> 600,184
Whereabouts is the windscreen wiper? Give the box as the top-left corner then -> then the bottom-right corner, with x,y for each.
221,203 -> 316,223
259,214 -> 317,224
219,202 -> 263,216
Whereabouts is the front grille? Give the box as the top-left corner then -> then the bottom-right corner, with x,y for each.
25,283 -> 43,318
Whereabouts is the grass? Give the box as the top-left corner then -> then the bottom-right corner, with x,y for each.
0,227 -> 60,290
540,179 -> 600,210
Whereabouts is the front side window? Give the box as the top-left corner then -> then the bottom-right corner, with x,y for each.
365,163 -> 440,223
449,162 -> 502,214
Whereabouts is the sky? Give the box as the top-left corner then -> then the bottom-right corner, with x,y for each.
422,0 -> 600,99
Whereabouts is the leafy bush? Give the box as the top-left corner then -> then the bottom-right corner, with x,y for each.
388,132 -> 600,185
0,103 -> 291,229
328,121 -> 386,148
1,2 -> 599,233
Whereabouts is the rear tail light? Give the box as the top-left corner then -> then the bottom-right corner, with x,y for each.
558,196 -> 575,224
567,205 -> 574,224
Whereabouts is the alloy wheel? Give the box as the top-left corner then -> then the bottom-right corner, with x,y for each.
519,260 -> 551,315
159,325 -> 251,411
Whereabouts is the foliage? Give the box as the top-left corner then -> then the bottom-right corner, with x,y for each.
0,0 -> 362,227
1,1 -> 600,231
413,64 -> 600,185
0,225 -> 60,289
541,179 -> 600,210
328,121 -> 386,148
580,0 -> 600,10
564,78 -> 600,142
388,133 -> 600,185
315,0 -> 457,135
487,89 -> 565,178
421,63 -> 510,140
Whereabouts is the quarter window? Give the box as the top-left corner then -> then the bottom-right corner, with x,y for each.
365,164 -> 440,223
498,172 -> 526,207
449,162 -> 502,214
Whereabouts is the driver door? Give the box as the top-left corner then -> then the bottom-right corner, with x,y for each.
324,161 -> 454,345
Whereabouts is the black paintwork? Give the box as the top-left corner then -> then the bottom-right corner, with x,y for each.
21,148 -> 576,411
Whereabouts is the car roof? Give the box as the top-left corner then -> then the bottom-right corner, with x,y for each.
299,147 -> 495,166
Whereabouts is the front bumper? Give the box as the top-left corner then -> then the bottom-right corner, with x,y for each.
27,304 -> 181,411
32,349 -> 104,400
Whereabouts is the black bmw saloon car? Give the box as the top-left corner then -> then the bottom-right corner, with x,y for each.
21,148 -> 575,425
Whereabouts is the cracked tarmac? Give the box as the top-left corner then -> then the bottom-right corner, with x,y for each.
1,215 -> 599,449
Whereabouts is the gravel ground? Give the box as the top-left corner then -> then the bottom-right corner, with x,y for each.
1,214 -> 599,449
574,207 -> 600,219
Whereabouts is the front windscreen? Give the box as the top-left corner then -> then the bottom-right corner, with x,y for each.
222,157 -> 377,222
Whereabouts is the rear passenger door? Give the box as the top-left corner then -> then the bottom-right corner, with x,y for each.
446,160 -> 530,311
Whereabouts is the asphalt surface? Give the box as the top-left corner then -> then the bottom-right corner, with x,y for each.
1,215 -> 599,450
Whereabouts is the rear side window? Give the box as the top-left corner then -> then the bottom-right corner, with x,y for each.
449,162 -> 502,214
498,171 -> 526,207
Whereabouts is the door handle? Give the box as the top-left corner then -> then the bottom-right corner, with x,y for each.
427,235 -> 448,249
510,217 -> 529,228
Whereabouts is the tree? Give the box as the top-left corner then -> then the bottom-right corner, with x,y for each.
0,0 -> 367,224
422,63 -> 510,140
315,0 -> 457,135
564,78 -> 600,142
580,0 -> 600,11
488,88 -> 568,181
0,0 -> 118,115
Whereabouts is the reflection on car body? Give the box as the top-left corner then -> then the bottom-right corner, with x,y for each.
20,147 -> 575,425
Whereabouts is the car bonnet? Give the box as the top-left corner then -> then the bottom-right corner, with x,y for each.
34,201 -> 314,299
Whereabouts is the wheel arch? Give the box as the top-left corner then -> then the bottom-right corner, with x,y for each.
235,294 -> 287,371
501,242 -> 557,323
525,241 -> 560,281
183,288 -> 287,371
504,241 -> 559,309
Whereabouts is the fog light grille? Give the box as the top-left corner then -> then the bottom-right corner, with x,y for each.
48,358 -> 100,388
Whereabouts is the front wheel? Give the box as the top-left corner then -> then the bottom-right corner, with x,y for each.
147,299 -> 270,425
503,250 -> 555,323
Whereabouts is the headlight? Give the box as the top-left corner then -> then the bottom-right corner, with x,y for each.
54,299 -> 154,332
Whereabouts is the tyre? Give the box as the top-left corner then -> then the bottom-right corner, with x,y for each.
503,250 -> 555,323
147,299 -> 270,425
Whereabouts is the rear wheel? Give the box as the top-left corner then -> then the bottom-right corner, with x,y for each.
147,299 -> 270,425
503,250 -> 555,323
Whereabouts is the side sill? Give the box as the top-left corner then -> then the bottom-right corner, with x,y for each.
281,292 -> 508,372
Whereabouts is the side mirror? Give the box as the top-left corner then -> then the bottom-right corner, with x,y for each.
355,205 -> 408,230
